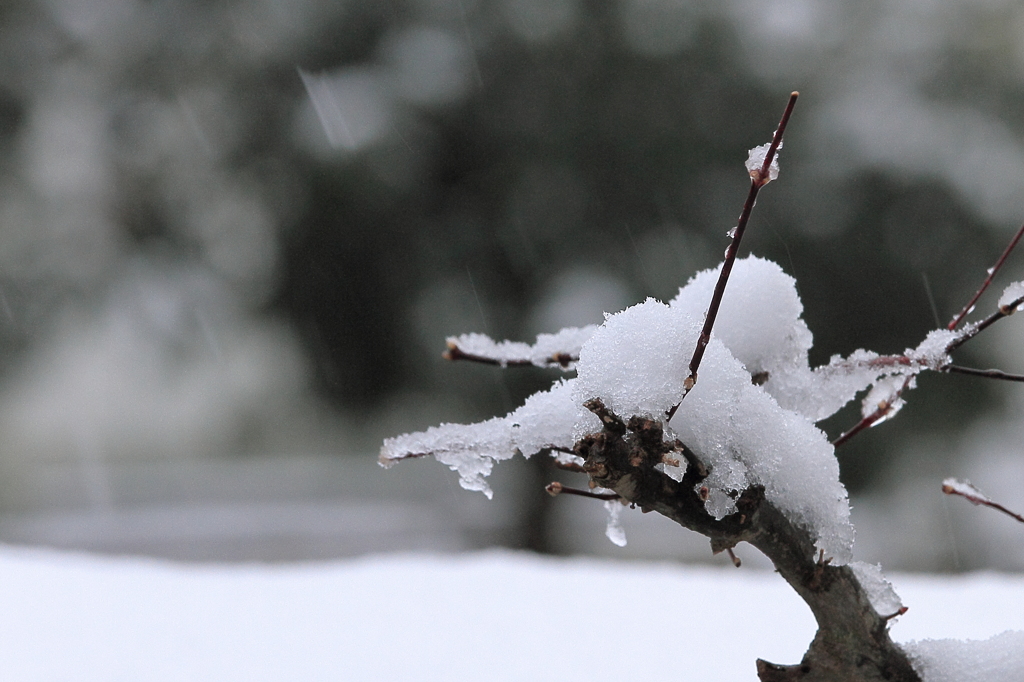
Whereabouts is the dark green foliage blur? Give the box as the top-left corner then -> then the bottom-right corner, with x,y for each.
1,0 -> 1021,554
270,4 -> 1013,498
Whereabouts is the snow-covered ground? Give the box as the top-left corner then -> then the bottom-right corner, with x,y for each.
2,546 -> 1021,681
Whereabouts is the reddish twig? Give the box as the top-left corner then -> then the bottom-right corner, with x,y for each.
948,221 -> 1024,330
943,365 -> 1024,382
943,478 -> 1024,525
945,295 -> 1024,354
882,606 -> 910,622
830,288 -> 1023,447
545,481 -> 621,501
668,91 -> 799,420
832,375 -> 914,448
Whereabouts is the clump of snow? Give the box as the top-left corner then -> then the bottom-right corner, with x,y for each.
572,298 -> 697,424
665,334 -> 855,563
604,500 -> 627,547
384,255 -> 963,561
860,376 -> 912,423
998,281 -> 1024,314
380,416 -> 512,497
904,631 -> 1024,682
553,450 -> 585,469
768,325 -> 953,424
907,328 -> 957,368
850,561 -> 904,617
571,260 -> 856,562
509,379 -> 593,458
746,140 -> 781,183
668,258 -> 917,424
380,380 -> 596,497
446,326 -> 597,368
941,478 -> 990,505
670,257 -> 812,380
768,350 -> 883,422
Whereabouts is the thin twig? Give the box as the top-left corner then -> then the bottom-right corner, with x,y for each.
545,481 -> 621,501
944,295 -> 1024,354
832,375 -> 914,448
943,478 -> 1024,525
948,221 -> 1024,330
882,606 -> 910,622
943,365 -> 1024,382
668,91 -> 799,421
443,343 -> 578,368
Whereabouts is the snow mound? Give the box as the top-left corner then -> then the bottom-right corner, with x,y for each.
573,298 -> 697,423
905,631 -> 1024,682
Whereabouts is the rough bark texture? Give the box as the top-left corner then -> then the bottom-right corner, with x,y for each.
574,399 -> 921,682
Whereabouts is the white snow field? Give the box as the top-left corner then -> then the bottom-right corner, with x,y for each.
0,546 -> 1021,681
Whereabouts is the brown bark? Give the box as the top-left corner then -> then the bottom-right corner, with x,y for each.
574,399 -> 921,682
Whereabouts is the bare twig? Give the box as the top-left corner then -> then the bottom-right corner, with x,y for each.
882,606 -> 910,622
943,365 -> 1024,382
943,478 -> 1024,525
945,295 -> 1024,354
668,91 -> 799,420
948,221 -> 1024,330
545,481 -> 620,501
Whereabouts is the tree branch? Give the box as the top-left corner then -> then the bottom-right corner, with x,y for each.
944,297 -> 1023,354
942,365 -> 1024,382
443,341 -> 578,368
947,221 -> 1024,330
545,481 -> 621,501
942,478 -> 1024,525
573,400 -> 919,681
668,92 -> 799,420
832,376 -> 914,448
829,288 -> 1024,447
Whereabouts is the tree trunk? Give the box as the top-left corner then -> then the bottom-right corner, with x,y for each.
574,400 -> 921,682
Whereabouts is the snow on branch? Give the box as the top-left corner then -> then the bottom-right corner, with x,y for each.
997,281 -> 1024,315
942,478 -> 1024,525
442,326 -> 596,369
380,379 -> 596,498
381,91 -> 1024,681
947,221 -> 1024,330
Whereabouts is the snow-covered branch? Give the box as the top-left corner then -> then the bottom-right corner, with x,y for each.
442,327 -> 595,369
942,478 -> 1024,525
380,92 -> 1024,681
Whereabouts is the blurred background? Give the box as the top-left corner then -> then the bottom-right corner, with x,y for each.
0,0 -> 1021,571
